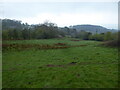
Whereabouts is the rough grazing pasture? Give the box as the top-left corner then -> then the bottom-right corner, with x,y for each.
2,38 -> 118,88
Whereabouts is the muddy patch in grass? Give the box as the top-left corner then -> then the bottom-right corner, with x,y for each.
68,62 -> 77,65
71,40 -> 81,41
54,43 -> 67,46
46,64 -> 65,67
46,61 -> 118,68
46,62 -> 78,68
3,61 -> 118,72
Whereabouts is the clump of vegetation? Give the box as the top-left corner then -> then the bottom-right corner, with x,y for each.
102,40 -> 120,47
101,40 -> 119,47
100,32 -> 119,47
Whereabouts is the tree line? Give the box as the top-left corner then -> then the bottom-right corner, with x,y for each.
2,19 -> 119,42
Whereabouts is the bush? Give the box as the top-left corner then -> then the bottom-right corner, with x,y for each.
101,40 -> 119,47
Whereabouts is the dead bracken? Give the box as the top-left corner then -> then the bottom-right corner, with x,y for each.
2,43 -> 88,51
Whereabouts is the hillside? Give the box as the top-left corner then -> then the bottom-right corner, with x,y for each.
70,24 -> 117,34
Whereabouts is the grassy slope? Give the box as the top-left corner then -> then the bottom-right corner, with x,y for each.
2,39 -> 118,88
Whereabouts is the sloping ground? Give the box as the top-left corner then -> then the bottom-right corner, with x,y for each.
2,39 -> 118,88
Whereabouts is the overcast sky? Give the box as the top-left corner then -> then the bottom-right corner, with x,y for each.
0,0 -> 119,29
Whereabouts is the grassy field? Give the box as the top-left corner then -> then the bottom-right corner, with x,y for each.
2,38 -> 118,88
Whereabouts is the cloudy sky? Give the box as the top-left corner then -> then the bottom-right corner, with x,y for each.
0,0 -> 119,29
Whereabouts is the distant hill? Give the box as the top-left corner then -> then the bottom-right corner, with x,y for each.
70,24 -> 117,34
